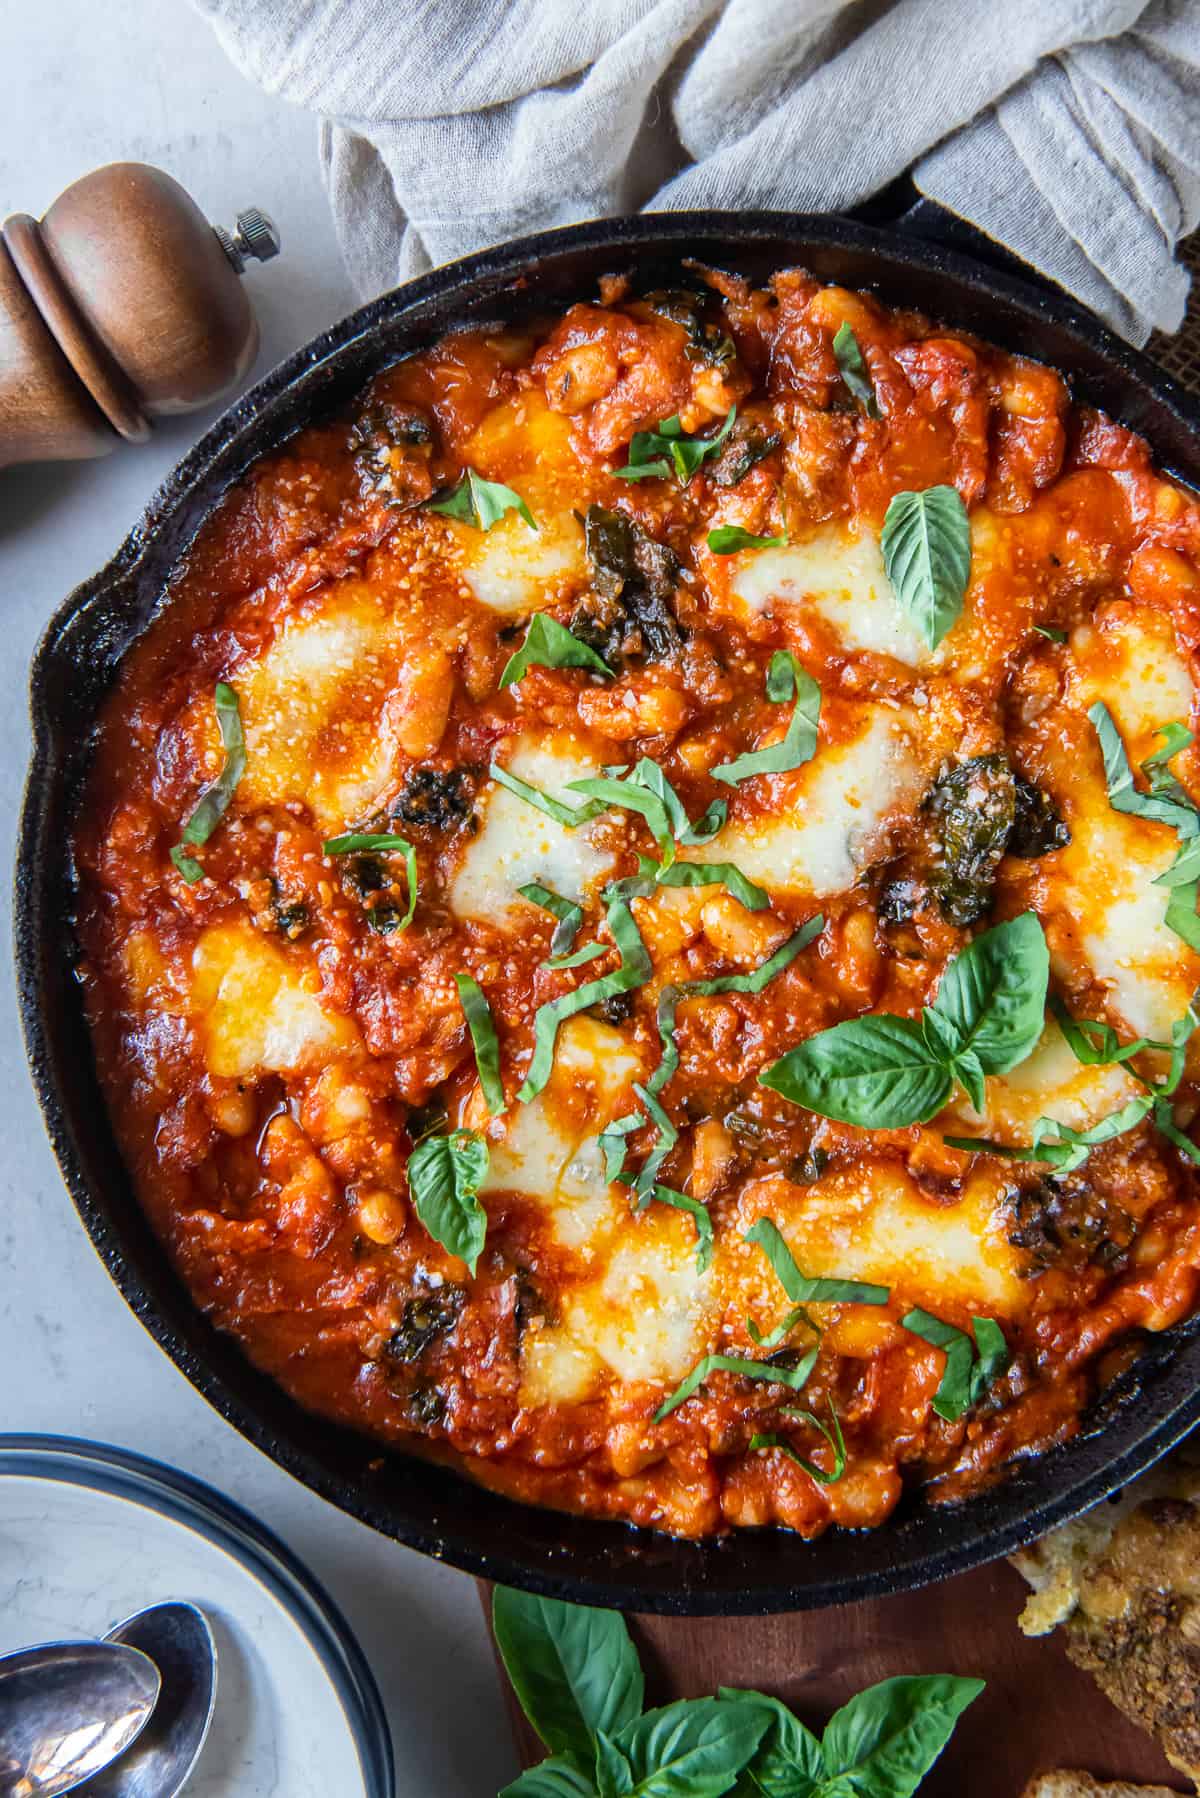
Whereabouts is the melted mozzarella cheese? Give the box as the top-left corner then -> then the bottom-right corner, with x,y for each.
689,704 -> 923,896
449,733 -> 617,925
733,1165 -> 1023,1314
191,923 -> 357,1079
453,510 -> 587,615
948,1018 -> 1141,1139
233,581 -> 400,830
730,524 -> 930,665
480,1018 -> 642,1257
1043,610 -> 1200,1040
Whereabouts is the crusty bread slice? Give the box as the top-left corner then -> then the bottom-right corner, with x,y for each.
1021,1774 -> 1184,1797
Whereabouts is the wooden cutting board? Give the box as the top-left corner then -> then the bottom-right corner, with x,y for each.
480,1558 -> 1185,1793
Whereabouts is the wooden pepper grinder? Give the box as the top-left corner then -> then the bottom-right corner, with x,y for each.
1,161 -> 280,468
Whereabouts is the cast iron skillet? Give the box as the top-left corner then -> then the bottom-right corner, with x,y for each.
18,211 -> 1200,1616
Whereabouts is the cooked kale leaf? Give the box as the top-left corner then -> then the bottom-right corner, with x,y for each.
642,287 -> 736,367
349,402 -> 435,505
572,505 -> 685,669
386,1285 -> 466,1363
708,418 -> 782,488
1008,774 -> 1071,858
925,754 -> 1016,928
393,766 -> 475,833
1007,1176 -> 1134,1273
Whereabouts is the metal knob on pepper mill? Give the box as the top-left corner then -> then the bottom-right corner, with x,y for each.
0,160 -> 279,469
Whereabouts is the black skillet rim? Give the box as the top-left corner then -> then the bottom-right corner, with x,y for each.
16,209 -> 1200,1616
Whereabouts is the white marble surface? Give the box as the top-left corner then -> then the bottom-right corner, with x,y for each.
0,1 -> 517,1791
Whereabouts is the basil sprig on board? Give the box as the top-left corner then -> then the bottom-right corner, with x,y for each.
712,651 -> 821,786
518,897 -> 651,1103
1090,706 -> 1200,953
901,1310 -> 1009,1422
171,681 -> 247,883
454,974 -> 505,1115
407,1127 -> 488,1273
832,321 -> 880,417
429,467 -> 537,531
615,404 -> 737,484
762,913 -> 1049,1129
880,484 -> 971,651
323,831 -> 419,930
500,615 -> 613,688
707,525 -> 788,555
494,1584 -> 982,1798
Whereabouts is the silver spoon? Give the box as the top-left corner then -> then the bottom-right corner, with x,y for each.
83,1605 -> 216,1798
0,1640 -> 160,1798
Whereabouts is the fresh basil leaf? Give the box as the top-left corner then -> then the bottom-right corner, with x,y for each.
928,912 -> 1049,1076
649,918 -> 823,1100
500,1757 -> 597,1798
612,1696 -> 769,1798
599,1111 -> 643,1182
454,973 -> 504,1115
1089,702 -> 1200,837
492,1586 -> 644,1764
595,1731 -> 635,1797
429,467 -> 537,531
1162,987 -> 1200,1095
712,653 -> 821,786
500,614 -> 613,688
745,1217 -> 889,1306
707,526 -> 788,555
491,763 -> 605,828
820,1674 -> 983,1798
652,861 -> 769,912
717,1690 -> 824,1798
880,486 -> 971,651
654,1347 -> 819,1424
407,1128 -> 488,1272
172,681 -> 247,881
324,831 -> 419,929
616,406 -> 738,485
647,1184 -> 715,1273
1165,873 -> 1200,952
1142,721 -> 1195,801
832,323 -> 880,418
518,898 -> 652,1101
751,1398 -> 847,1487
1033,624 -> 1067,643
760,1015 -> 952,1130
628,1081 -> 678,1197
900,1310 -> 1009,1422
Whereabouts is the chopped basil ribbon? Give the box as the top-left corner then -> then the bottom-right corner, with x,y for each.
745,1216 -> 890,1306
650,859 -> 768,912
407,1128 -> 489,1273
762,912 -> 1049,1129
832,322 -> 880,417
1157,837 -> 1200,952
615,405 -> 737,484
517,897 -> 651,1102
949,986 -> 1200,1171
428,467 -> 536,531
454,974 -> 505,1116
654,1345 -> 819,1424
901,1309 -> 1009,1422
499,614 -> 612,688
747,1306 -> 818,1351
1033,624 -> 1068,643
707,525 -> 788,555
712,651 -> 821,785
647,1184 -> 715,1273
880,484 -> 971,650
751,1398 -> 847,1484
518,881 -> 583,959
488,763 -> 604,828
171,681 -> 247,883
322,831 -> 419,930
1090,703 -> 1200,837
